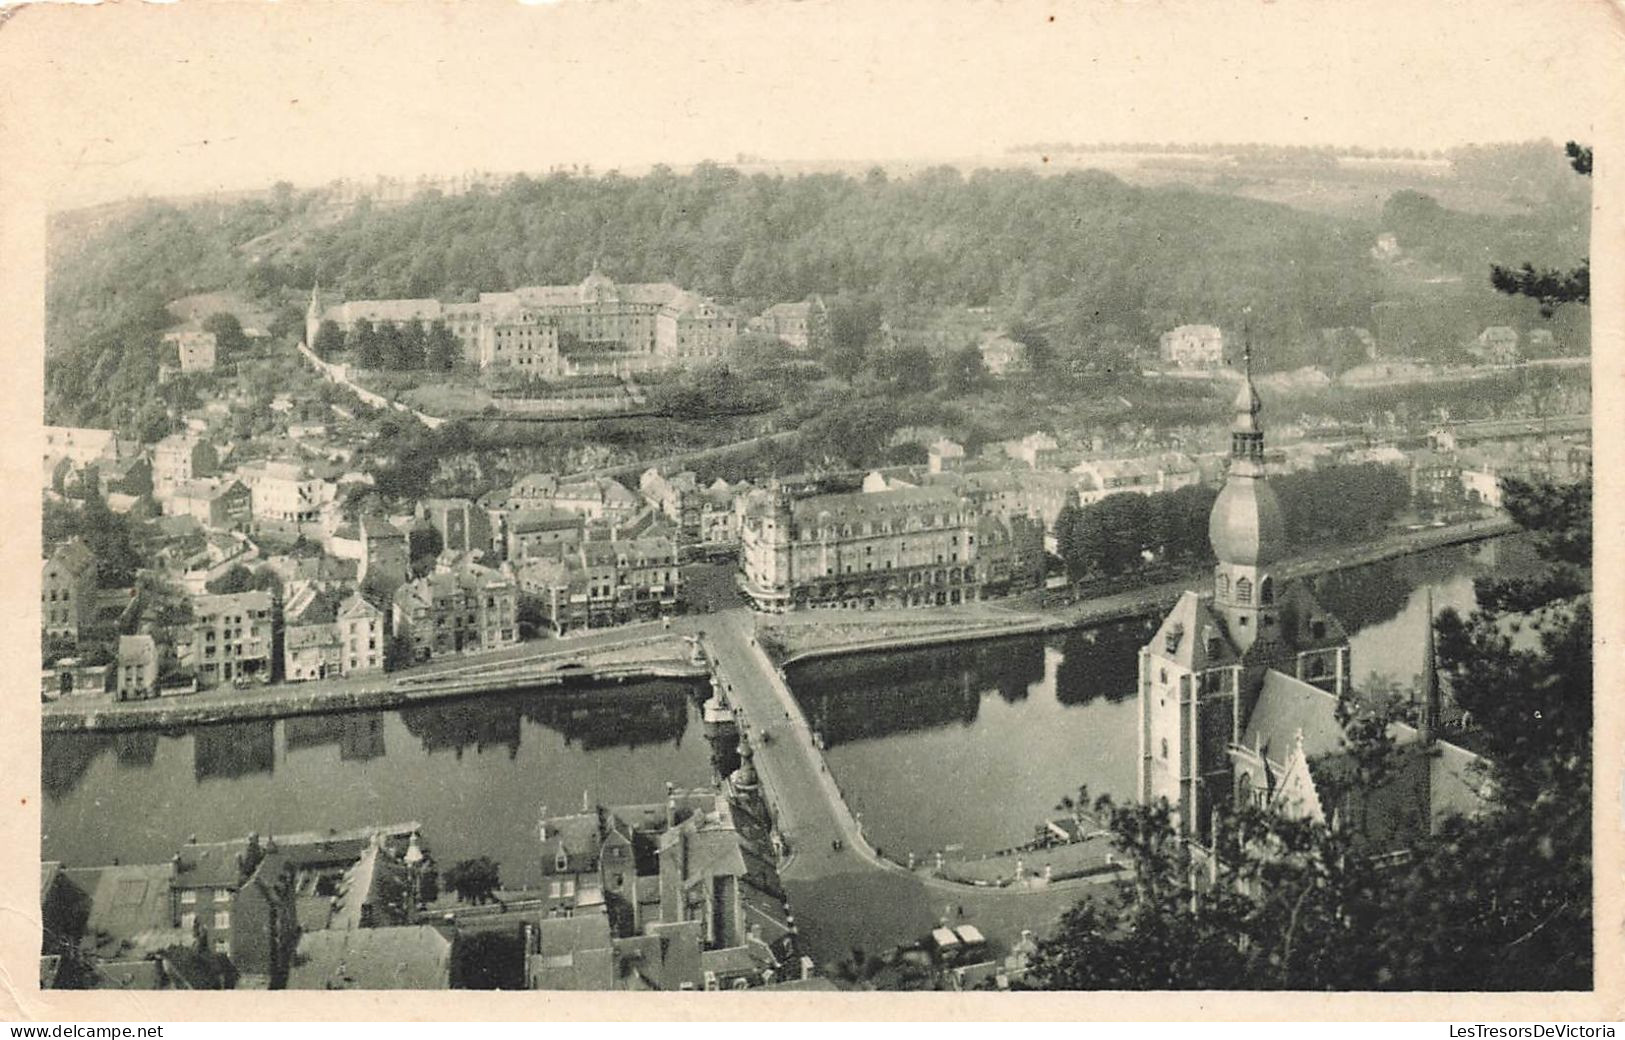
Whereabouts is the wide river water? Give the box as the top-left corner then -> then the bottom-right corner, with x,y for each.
42,536 -> 1536,883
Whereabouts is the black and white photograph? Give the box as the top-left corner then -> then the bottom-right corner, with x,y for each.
3,0 -> 1617,1019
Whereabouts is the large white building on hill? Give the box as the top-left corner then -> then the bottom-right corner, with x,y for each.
307,267 -> 739,378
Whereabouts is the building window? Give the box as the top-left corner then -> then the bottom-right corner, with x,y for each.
1160,738 -> 1169,759
1235,577 -> 1253,605
180,912 -> 196,931
180,890 -> 197,905
1259,577 -> 1274,604
214,911 -> 231,930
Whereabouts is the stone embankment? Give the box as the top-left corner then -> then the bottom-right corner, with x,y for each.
761,515 -> 1519,665
43,632 -> 705,734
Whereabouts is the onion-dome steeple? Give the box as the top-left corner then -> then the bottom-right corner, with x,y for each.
1208,329 -> 1285,569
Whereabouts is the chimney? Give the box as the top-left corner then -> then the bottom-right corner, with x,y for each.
666,796 -> 677,830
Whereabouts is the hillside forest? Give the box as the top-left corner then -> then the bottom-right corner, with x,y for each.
45,141 -> 1588,441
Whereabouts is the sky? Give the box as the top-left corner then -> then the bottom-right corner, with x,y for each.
0,0 -> 1619,208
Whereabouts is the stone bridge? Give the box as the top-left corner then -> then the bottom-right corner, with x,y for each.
697,609 -> 1115,965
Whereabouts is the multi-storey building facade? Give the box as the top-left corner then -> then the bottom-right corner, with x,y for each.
391,558 -> 518,661
152,434 -> 219,496
514,531 -> 681,634
234,460 -> 338,527
505,508 -> 585,561
359,517 -> 411,597
751,300 -> 820,349
740,483 -> 985,611
115,634 -> 159,701
1073,451 -> 1201,504
284,586 -> 386,681
164,330 -> 218,372
477,304 -> 561,371
163,478 -> 253,530
186,590 -> 275,688
42,540 -> 98,645
314,269 -> 742,378
1159,324 -> 1226,369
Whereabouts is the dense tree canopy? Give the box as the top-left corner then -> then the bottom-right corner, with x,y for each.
1053,463 -> 1410,582
443,857 -> 502,905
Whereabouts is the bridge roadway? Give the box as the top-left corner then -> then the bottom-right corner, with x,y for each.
700,609 -> 1112,965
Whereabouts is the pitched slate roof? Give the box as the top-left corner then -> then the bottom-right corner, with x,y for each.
172,839 -> 255,889
510,508 -> 583,534
790,485 -> 964,526
1144,591 -> 1238,672
61,863 -> 176,949
540,813 -> 603,875
1429,740 -> 1490,824
1242,671 -> 1346,763
288,925 -> 452,990
1276,581 -> 1350,654
529,911 -> 614,990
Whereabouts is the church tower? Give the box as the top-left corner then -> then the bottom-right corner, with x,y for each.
1207,337 -> 1287,659
1139,330 -> 1347,846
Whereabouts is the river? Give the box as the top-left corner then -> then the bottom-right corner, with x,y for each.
41,536 -> 1536,883
41,681 -> 716,889
784,535 -> 1540,860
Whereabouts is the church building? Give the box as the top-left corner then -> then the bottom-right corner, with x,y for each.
1137,347 -> 1487,852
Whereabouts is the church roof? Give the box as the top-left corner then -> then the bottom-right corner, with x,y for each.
1275,581 -> 1350,653
1242,671 -> 1346,763
1429,740 -> 1490,824
1144,591 -> 1238,671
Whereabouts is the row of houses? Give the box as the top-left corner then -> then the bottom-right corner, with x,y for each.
523,750 -> 810,991
729,413 -> 1593,613
42,823 -> 438,990
1155,322 -> 1550,371
42,776 -> 819,991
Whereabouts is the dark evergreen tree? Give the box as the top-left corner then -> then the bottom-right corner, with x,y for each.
443,857 -> 502,905
312,318 -> 346,359
425,319 -> 460,371
1490,142 -> 1591,316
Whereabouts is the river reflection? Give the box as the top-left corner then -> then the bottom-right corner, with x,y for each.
787,536 -> 1533,859
42,680 -> 712,888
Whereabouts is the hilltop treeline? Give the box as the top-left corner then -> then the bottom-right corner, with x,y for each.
46,155 -> 1586,433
